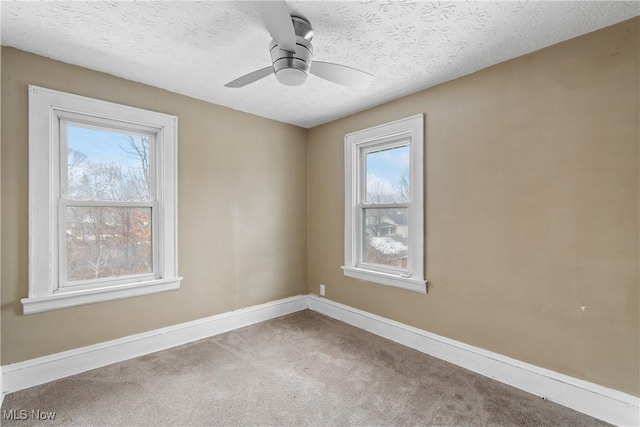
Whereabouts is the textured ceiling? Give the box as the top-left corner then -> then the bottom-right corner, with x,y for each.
1,1 -> 638,128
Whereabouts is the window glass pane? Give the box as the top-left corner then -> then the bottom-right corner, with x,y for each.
66,206 -> 152,282
365,144 -> 410,203
362,208 -> 409,268
67,125 -> 151,201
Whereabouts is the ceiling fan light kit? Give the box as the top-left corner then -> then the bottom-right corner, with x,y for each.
225,1 -> 373,89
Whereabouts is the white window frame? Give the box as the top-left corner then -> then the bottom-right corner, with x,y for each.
342,114 -> 426,293
24,85 -> 182,314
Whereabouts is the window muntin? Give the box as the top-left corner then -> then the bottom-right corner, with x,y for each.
343,114 -> 425,293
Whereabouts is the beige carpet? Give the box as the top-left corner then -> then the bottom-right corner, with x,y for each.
2,310 -> 609,426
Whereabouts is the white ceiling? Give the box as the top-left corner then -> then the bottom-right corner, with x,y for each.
1,1 -> 638,128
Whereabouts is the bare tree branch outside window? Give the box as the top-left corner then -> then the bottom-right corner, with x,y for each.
65,132 -> 152,282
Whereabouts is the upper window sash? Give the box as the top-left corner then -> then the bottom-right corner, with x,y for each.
358,136 -> 411,205
58,113 -> 157,203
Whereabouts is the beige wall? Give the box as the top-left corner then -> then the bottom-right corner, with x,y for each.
308,19 -> 639,396
1,48 -> 308,363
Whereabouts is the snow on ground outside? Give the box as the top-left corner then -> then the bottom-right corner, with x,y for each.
369,236 -> 407,255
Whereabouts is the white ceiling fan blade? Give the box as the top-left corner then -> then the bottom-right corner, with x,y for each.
224,66 -> 273,88
310,61 -> 374,89
253,1 -> 297,53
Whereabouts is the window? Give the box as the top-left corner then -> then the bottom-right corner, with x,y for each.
342,114 -> 425,292
24,86 -> 181,314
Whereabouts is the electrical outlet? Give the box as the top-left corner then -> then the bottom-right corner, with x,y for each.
319,284 -> 325,296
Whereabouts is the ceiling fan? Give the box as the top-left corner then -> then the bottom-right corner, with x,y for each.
225,1 -> 373,89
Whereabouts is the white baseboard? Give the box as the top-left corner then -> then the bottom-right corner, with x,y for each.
1,295 -> 308,395
2,294 -> 637,426
308,295 -> 639,427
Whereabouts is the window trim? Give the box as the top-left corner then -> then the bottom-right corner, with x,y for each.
342,114 -> 426,293
24,85 -> 182,314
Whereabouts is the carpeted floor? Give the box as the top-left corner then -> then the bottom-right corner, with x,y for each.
2,310 -> 609,426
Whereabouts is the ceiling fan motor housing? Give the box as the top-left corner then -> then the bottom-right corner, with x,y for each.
270,16 -> 313,86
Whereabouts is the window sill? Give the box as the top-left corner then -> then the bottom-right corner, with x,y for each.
21,277 -> 183,315
341,266 -> 426,293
